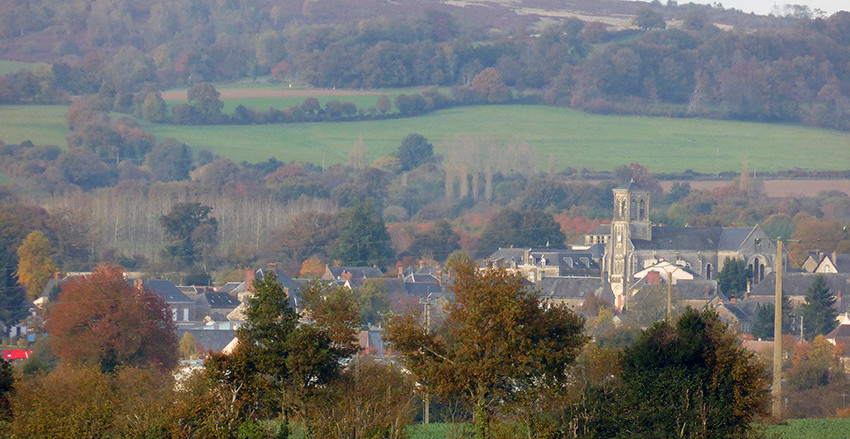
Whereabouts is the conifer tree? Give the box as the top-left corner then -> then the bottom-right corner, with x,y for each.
802,275 -> 838,339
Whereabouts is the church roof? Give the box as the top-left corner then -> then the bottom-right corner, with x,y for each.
632,226 -> 755,252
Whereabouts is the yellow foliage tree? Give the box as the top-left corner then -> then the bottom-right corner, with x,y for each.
15,231 -> 56,301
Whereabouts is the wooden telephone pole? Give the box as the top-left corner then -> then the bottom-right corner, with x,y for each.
772,238 -> 783,419
419,295 -> 438,424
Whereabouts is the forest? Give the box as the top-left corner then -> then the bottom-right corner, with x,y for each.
1,0 -> 850,129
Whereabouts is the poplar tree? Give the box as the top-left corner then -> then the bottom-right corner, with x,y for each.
15,230 -> 57,300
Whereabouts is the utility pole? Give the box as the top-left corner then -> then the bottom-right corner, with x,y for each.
772,238 -> 783,419
419,295 -> 438,425
667,272 -> 673,321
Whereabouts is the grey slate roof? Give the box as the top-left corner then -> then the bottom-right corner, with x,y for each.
217,282 -> 243,294
326,266 -> 384,280
202,292 -> 241,308
536,277 -> 605,301
144,280 -> 194,304
404,282 -> 446,296
828,254 -> 850,273
180,328 -> 237,354
632,226 -> 755,252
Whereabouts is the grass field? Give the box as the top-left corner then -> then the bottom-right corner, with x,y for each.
402,420 -> 850,439
762,418 -> 850,439
144,105 -> 850,173
1,101 -> 848,174
0,60 -> 37,76
0,105 -> 68,146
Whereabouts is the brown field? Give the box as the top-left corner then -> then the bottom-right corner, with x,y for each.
661,180 -> 850,198
160,88 -> 379,101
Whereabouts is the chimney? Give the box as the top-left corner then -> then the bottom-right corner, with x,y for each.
646,270 -> 662,285
244,269 -> 256,292
745,280 -> 751,300
731,298 -> 736,304
133,279 -> 144,290
266,262 -> 278,273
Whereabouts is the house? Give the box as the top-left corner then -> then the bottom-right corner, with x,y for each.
193,291 -> 241,321
815,253 -> 850,274
486,247 -> 602,283
136,279 -> 196,322
322,266 -> 384,281
596,181 -> 778,310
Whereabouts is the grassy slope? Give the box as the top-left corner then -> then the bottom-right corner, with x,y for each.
0,105 -> 68,146
0,60 -> 37,76
145,105 -> 850,173
1,103 -> 849,174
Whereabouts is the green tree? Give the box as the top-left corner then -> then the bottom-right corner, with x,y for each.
334,202 -> 392,270
356,278 -> 390,325
633,7 -> 666,30
384,260 -> 587,438
15,230 -> 57,300
232,274 -> 360,434
802,275 -> 838,339
187,82 -> 224,123
46,264 -> 178,372
140,91 -> 167,122
396,133 -> 434,171
750,295 -> 795,340
159,202 -> 218,270
144,138 -> 192,182
607,308 -> 769,438
717,257 -> 752,298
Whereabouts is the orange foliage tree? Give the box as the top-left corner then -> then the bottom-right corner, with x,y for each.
46,264 -> 178,371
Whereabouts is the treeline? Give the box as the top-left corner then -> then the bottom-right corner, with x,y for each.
3,1 -> 850,129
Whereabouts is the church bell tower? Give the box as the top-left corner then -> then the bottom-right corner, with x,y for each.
606,181 -> 651,309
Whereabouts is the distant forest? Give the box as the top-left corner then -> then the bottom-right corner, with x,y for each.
1,0 -> 850,130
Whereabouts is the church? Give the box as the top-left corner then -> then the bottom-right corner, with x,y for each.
590,181 -> 779,310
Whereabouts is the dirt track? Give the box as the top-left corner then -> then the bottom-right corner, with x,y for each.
161,88 -> 379,100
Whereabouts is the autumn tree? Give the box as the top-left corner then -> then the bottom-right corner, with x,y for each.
470,67 -> 510,103
46,264 -> 178,372
15,230 -> 57,300
179,332 -> 201,360
144,138 -> 192,182
384,260 -> 587,438
801,275 -> 838,339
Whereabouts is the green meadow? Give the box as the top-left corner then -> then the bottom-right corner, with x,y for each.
1,101 -> 849,174
0,105 -> 68,146
0,60 -> 37,76
144,105 -> 850,173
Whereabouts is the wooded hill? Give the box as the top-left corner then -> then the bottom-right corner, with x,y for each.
1,0 -> 850,130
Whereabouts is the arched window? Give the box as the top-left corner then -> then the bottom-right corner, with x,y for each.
706,263 -> 713,280
759,263 -> 765,281
630,198 -> 637,220
639,199 -> 646,220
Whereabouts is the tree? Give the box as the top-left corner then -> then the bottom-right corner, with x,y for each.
15,230 -> 57,301
144,138 -> 192,182
159,202 -> 218,270
608,308 -> 769,438
356,278 -> 390,325
470,67 -> 510,103
334,202 -> 392,270
633,7 -> 666,30
376,94 -> 391,114
384,260 -> 587,438
140,91 -> 167,123
396,133 -> 434,171
751,294 -> 795,340
46,264 -> 178,372
179,332 -> 200,360
802,275 -> 838,339
234,273 -> 359,434
187,82 -> 224,123
477,208 -> 565,256
717,257 -> 751,298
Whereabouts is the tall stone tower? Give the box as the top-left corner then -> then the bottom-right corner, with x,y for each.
606,181 -> 651,309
